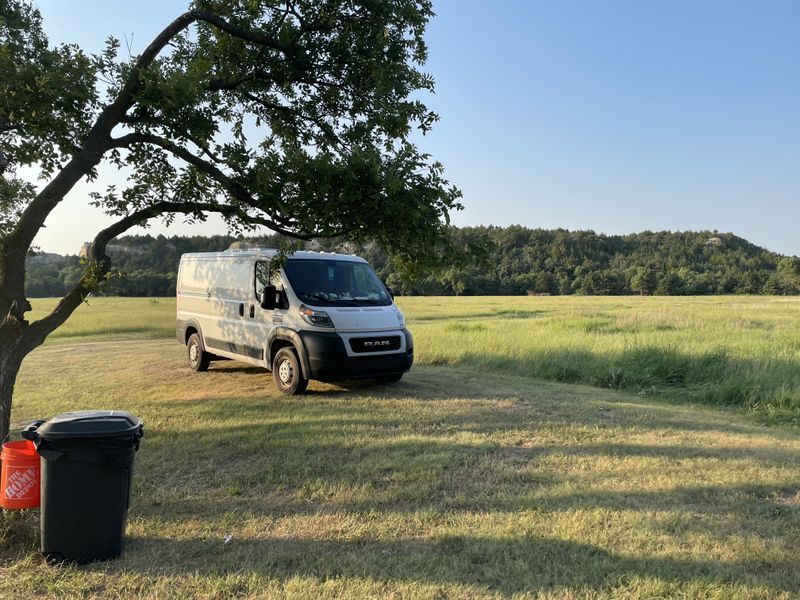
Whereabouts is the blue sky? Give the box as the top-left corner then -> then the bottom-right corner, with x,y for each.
31,0 -> 800,255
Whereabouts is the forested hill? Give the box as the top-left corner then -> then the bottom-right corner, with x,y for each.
26,227 -> 800,297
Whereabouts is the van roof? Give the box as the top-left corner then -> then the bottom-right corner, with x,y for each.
179,249 -> 367,263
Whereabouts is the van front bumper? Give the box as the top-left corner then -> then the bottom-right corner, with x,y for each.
298,329 -> 414,381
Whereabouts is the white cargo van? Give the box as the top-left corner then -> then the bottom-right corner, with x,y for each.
176,249 -> 413,394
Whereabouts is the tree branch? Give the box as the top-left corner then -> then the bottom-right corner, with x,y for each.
2,5 -> 338,322
1,12 -> 199,322
22,199 -> 315,349
183,132 -> 225,165
108,132 -> 303,233
239,92 -> 343,149
111,12 -> 198,121
192,8 -> 336,68
191,10 -> 292,52
207,70 -> 346,94
5,5 -> 332,269
7,12 -> 197,238
270,1 -> 293,36
207,74 -> 263,92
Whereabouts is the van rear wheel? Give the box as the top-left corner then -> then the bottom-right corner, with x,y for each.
272,347 -> 308,395
187,333 -> 211,372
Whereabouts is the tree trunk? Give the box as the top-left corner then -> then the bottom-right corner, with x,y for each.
0,347 -> 22,444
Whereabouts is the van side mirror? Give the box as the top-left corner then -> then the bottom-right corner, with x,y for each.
260,284 -> 277,310
385,286 -> 395,299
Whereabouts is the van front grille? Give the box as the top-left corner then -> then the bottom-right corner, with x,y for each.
349,335 -> 401,353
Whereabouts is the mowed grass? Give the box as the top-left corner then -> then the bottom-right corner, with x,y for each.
27,295 -> 800,421
2,296 -> 800,597
3,338 -> 800,598
26,297 -> 176,340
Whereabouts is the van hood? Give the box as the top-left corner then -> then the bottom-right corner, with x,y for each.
327,306 -> 401,332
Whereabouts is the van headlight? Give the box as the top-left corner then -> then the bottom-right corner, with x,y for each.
393,306 -> 405,326
299,304 -> 334,328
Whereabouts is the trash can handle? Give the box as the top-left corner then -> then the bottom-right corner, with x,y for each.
21,420 -> 46,442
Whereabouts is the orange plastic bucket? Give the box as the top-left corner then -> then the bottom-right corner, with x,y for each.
0,440 -> 40,509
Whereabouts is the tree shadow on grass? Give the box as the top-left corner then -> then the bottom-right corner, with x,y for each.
133,365 -> 800,521
106,533 -> 795,596
129,406 -> 800,554
66,355 -> 800,595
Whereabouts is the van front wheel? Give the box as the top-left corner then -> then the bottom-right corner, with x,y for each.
187,333 -> 211,372
272,347 -> 308,395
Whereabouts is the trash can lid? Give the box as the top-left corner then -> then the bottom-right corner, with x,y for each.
35,410 -> 143,439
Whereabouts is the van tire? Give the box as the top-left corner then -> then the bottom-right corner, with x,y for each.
272,347 -> 308,395
187,333 -> 211,372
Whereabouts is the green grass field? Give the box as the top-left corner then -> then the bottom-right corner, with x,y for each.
3,296 -> 799,598
27,295 -> 800,422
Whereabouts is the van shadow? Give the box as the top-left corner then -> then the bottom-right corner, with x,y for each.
207,358 -> 410,396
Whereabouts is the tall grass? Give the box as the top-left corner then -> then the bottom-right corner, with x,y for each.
402,296 -> 800,422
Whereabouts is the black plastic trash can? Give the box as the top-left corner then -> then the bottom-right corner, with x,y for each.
23,410 -> 144,564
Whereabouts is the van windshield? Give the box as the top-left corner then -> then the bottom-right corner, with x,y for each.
283,259 -> 392,307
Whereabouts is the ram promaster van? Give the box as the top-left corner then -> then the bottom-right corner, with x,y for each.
176,249 -> 413,394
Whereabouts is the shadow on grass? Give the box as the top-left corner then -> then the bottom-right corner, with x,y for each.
196,339 -> 800,425
18,339 -> 798,594
150,368 -> 780,439
129,388 -> 800,565
110,533 -> 794,595
137,419 -> 799,518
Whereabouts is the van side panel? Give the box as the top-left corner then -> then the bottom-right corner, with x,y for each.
177,255 -> 272,367
178,256 -> 247,353
176,258 -> 209,343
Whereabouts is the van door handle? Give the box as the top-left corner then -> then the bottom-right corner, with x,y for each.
249,305 -> 255,318
238,303 -> 244,317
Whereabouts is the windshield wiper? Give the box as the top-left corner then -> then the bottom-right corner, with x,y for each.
297,292 -> 361,307
330,299 -> 359,306
298,291 -> 332,304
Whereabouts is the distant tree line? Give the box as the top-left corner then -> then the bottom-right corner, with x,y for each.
26,227 -> 800,297
387,227 -> 800,296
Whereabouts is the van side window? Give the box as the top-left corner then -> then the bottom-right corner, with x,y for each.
255,262 -> 289,309
254,261 -> 270,298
